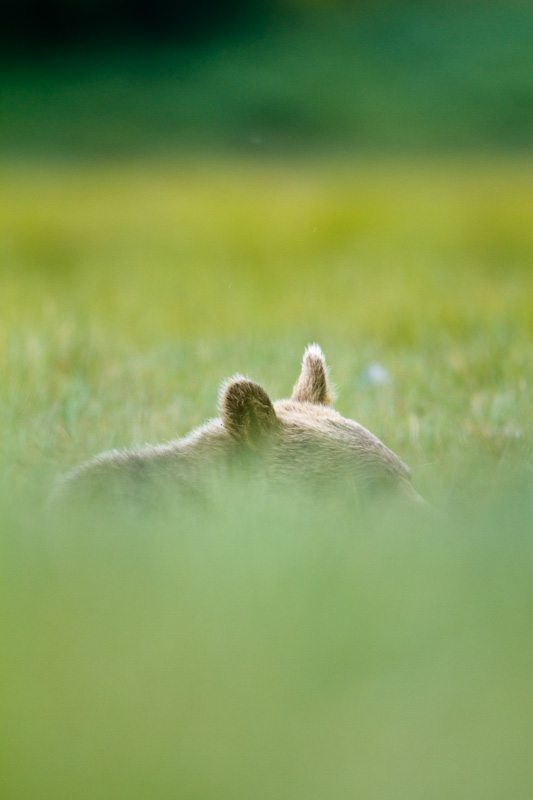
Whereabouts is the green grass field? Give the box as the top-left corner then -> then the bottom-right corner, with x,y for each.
2,154 -> 533,799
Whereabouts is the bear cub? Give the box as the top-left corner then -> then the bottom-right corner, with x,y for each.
53,344 -> 423,510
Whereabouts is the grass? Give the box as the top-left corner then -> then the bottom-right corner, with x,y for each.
2,153 -> 533,799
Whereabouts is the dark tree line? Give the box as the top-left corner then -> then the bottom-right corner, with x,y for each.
3,1 -> 508,52
3,0 -> 278,49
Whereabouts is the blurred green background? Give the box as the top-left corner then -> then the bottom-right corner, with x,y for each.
2,0 -> 533,155
2,2 -> 533,799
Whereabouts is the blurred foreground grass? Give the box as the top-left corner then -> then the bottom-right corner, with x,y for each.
4,490 -> 533,800
1,154 -> 533,798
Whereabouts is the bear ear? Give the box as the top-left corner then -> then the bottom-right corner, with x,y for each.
220,376 -> 278,445
291,344 -> 335,405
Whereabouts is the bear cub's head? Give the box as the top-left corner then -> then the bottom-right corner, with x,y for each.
220,344 -> 422,503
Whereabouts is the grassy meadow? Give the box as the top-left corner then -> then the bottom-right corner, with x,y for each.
2,154 -> 533,799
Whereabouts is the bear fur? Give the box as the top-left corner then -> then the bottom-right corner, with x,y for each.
52,344 -> 422,510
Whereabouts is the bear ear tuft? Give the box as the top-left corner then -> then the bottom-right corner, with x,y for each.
291,344 -> 335,405
220,376 -> 278,445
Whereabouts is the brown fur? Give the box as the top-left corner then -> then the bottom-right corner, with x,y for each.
53,344 -> 422,509
291,343 -> 335,405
